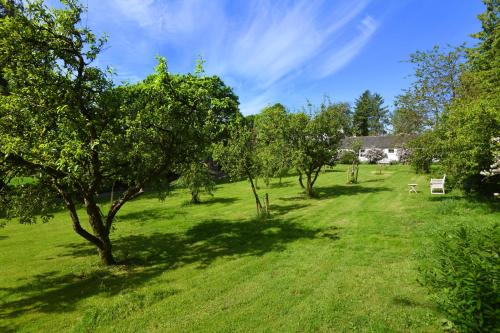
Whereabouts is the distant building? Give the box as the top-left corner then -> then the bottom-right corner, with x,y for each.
340,135 -> 416,163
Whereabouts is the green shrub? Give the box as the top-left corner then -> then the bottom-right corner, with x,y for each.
419,224 -> 500,332
338,150 -> 358,164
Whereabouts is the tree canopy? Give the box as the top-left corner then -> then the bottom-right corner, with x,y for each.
254,103 -> 292,185
0,0 -> 239,264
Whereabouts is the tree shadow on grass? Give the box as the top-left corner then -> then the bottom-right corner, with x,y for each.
0,323 -> 18,333
314,185 -> 391,199
199,197 -> 239,205
115,207 -> 187,224
0,217 -> 331,319
266,180 -> 294,188
0,235 -> 8,241
277,195 -> 307,201
362,178 -> 384,183
427,194 -> 499,213
392,295 -> 439,311
270,203 -> 310,217
392,295 -> 419,307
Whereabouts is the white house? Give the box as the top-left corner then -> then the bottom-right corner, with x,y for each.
340,135 -> 416,163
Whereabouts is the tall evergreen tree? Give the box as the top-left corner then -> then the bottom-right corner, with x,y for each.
369,93 -> 389,135
352,90 -> 371,136
353,90 -> 388,136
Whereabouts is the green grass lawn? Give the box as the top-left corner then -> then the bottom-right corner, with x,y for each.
0,165 -> 498,332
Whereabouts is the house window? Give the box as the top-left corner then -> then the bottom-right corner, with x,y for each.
388,149 -> 394,153
360,149 -> 365,156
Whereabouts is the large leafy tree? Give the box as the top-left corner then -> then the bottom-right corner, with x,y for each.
402,45 -> 466,128
0,0 -> 238,265
404,1 -> 499,194
437,1 -> 499,192
290,102 -> 345,197
391,91 -> 427,134
352,90 -> 389,136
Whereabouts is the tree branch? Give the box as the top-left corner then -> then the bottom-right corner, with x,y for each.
105,186 -> 144,232
2,153 -> 66,179
55,185 -> 103,249
311,166 -> 322,187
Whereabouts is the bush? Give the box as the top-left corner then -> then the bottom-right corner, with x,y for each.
178,162 -> 215,204
407,132 -> 437,173
396,146 -> 411,164
364,148 -> 386,164
338,150 -> 358,164
419,224 -> 500,332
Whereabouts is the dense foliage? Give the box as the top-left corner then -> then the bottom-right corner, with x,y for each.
419,224 -> 500,332
406,131 -> 438,173
338,150 -> 358,165
403,1 -> 499,194
391,91 -> 427,134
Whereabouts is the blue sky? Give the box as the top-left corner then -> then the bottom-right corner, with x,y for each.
69,0 -> 483,115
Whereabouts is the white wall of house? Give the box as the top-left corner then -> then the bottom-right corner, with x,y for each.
358,148 -> 399,163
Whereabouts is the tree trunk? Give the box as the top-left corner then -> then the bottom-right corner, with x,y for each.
98,235 -> 116,266
305,167 -> 321,197
191,191 -> 200,204
355,163 -> 359,183
306,173 -> 314,197
248,174 -> 263,215
85,195 -> 116,266
264,193 -> 270,216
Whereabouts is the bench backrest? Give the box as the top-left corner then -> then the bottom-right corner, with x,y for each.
430,174 -> 446,185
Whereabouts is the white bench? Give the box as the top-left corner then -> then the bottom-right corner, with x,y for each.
430,174 -> 446,194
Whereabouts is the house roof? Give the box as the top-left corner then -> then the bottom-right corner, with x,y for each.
340,135 -> 417,149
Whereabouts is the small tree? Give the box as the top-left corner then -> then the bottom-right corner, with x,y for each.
178,162 -> 215,204
289,102 -> 344,197
254,103 -> 291,186
346,139 -> 362,184
213,117 -> 267,216
407,132 -> 439,174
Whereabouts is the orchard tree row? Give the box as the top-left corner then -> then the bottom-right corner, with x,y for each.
0,0 -> 351,265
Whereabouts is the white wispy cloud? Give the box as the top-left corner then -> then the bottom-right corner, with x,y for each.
83,0 -> 381,114
221,0 -> 371,88
317,16 -> 379,78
